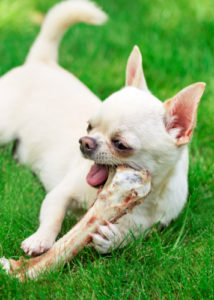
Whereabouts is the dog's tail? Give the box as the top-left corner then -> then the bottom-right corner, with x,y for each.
26,0 -> 107,63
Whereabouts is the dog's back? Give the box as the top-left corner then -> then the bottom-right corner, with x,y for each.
0,0 -> 107,190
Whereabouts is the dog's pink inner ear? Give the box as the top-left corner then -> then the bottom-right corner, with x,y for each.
125,45 -> 149,92
127,63 -> 138,86
164,82 -> 206,146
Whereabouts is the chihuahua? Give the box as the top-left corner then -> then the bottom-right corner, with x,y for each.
0,0 -> 205,255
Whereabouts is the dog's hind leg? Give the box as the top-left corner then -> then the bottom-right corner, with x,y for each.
0,75 -> 20,146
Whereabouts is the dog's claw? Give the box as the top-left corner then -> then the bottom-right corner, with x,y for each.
104,220 -> 111,228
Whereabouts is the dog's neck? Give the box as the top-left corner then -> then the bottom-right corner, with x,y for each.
151,146 -> 188,199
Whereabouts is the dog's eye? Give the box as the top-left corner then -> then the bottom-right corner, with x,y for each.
87,123 -> 93,133
112,139 -> 132,151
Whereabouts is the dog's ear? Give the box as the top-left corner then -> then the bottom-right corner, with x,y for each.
164,82 -> 206,146
125,45 -> 149,92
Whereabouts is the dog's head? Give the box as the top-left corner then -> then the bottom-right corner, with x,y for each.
79,46 -> 205,187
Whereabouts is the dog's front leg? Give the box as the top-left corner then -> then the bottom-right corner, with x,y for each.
21,166 -> 96,256
21,189 -> 70,256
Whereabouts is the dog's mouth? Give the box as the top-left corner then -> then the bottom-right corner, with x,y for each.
86,162 -> 141,188
86,163 -> 109,187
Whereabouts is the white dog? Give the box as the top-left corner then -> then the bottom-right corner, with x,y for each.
0,0 -> 205,256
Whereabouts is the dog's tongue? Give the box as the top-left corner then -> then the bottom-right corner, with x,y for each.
87,164 -> 109,187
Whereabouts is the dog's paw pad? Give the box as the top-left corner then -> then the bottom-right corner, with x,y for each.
21,232 -> 55,256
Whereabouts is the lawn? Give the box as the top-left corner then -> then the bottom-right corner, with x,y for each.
0,0 -> 214,298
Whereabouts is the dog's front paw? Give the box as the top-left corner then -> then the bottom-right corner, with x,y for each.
91,222 -> 123,254
21,230 -> 55,256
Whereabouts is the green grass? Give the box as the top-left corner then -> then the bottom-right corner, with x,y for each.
0,0 -> 214,298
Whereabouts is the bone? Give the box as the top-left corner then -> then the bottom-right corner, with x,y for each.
0,166 -> 151,280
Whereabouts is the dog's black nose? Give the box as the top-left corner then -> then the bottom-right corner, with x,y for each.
79,136 -> 97,155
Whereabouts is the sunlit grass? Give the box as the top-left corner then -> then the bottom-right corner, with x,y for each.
0,0 -> 33,29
